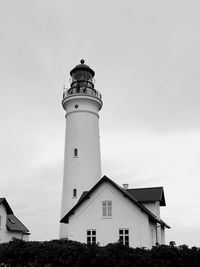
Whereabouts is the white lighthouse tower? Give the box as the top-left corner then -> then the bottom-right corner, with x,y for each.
60,60 -> 103,238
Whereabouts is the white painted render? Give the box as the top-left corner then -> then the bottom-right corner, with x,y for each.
67,182 -> 161,248
0,205 -> 29,243
161,227 -> 165,244
144,202 -> 160,219
144,202 -> 166,245
60,94 -> 102,238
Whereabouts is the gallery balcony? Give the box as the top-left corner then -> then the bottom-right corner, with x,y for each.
63,86 -> 102,101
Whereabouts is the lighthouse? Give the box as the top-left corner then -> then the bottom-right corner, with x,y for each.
60,60 -> 103,238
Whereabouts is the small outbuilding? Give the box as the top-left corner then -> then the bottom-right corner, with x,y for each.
0,198 -> 30,243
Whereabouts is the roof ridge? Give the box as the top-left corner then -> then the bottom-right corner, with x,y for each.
127,186 -> 163,190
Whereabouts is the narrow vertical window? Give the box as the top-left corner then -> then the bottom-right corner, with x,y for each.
73,188 -> 77,198
119,229 -> 129,246
102,201 -> 112,217
74,148 -> 78,157
87,230 -> 96,244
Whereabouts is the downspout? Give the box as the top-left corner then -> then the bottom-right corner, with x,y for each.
155,224 -> 161,246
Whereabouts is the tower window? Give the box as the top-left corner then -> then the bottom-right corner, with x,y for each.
73,188 -> 77,198
75,104 -> 78,109
119,229 -> 129,246
102,201 -> 112,217
74,148 -> 78,157
87,230 -> 96,244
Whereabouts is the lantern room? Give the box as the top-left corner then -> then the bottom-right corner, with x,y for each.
70,59 -> 95,85
62,60 -> 102,101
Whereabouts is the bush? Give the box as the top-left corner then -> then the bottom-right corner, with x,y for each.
0,239 -> 200,267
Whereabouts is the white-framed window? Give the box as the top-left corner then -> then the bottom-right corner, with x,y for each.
119,229 -> 129,246
102,200 -> 112,217
87,230 -> 96,244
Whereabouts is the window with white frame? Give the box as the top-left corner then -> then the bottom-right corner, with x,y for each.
102,200 -> 112,217
119,229 -> 129,246
87,230 -> 96,244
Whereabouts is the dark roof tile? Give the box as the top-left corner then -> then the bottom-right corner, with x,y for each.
0,198 -> 13,214
127,187 -> 166,206
1,198 -> 30,234
6,214 -> 30,233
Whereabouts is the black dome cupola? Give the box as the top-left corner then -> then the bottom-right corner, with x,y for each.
62,60 -> 102,104
69,59 -> 95,89
70,59 -> 95,79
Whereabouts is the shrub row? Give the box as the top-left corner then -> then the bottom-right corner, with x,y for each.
0,239 -> 200,267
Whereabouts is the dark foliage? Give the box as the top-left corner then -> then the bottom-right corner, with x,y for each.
0,239 -> 200,267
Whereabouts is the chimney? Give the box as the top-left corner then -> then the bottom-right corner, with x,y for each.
123,184 -> 129,189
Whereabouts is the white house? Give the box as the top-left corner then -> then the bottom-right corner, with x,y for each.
60,176 -> 170,248
0,198 -> 30,243
59,60 -> 170,248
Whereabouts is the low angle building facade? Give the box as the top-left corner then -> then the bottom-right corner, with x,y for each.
60,60 -> 170,248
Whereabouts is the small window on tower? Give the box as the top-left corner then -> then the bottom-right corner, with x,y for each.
73,189 -> 77,198
74,148 -> 78,157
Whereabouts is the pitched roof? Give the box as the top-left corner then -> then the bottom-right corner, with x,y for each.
78,191 -> 88,203
0,198 -> 30,234
160,219 -> 170,229
79,187 -> 166,206
127,187 -> 166,206
7,214 -> 30,234
0,198 -> 13,214
60,176 -> 170,228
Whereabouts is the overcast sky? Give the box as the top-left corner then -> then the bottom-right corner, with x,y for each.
1,0 -> 200,247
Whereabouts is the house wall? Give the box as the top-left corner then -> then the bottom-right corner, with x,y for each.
67,183 -> 154,248
144,203 -> 167,245
143,202 -> 160,219
160,226 -> 165,244
149,221 -> 156,246
0,205 -> 29,243
149,220 -> 166,246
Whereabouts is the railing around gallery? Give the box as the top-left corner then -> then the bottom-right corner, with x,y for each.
63,86 -> 102,100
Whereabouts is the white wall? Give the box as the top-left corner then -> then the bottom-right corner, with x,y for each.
143,202 -> 167,246
66,182 -> 154,248
149,220 -> 166,246
60,95 -> 102,238
0,205 -> 29,243
143,202 -> 160,219
149,221 -> 156,246
161,226 -> 165,244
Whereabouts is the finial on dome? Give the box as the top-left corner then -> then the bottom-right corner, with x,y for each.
70,59 -> 95,77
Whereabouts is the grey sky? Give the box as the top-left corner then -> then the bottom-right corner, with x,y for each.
0,0 -> 200,246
